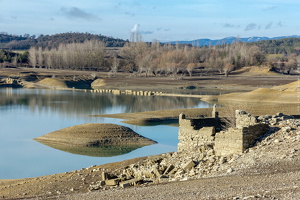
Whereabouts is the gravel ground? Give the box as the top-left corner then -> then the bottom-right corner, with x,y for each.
47,170 -> 300,200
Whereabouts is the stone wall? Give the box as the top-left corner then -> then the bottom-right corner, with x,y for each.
178,113 -> 219,152
235,110 -> 257,129
178,110 -> 270,156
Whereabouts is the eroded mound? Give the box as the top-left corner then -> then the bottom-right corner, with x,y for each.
91,78 -> 106,89
37,78 -> 68,88
34,123 -> 156,147
218,80 -> 300,103
272,80 -> 300,91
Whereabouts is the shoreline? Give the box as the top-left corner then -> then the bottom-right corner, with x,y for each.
1,67 -> 300,199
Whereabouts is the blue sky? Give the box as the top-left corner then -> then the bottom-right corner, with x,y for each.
0,0 -> 299,41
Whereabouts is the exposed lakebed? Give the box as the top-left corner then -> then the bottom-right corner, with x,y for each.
0,88 -> 213,179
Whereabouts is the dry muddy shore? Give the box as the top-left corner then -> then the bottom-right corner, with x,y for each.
0,66 -> 298,93
1,67 -> 300,199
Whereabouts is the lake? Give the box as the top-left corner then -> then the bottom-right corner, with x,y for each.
0,88 -> 213,179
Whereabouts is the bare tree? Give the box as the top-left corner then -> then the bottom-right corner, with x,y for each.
28,47 -> 37,68
37,46 -> 43,67
108,54 -> 119,77
38,40 -> 105,71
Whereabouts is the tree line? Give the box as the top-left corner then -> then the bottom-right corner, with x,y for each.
0,49 -> 28,67
28,40 -> 106,71
1,38 -> 300,76
118,41 -> 265,77
25,40 -> 265,77
253,38 -> 300,55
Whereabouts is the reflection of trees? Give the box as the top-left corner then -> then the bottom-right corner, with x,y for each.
0,89 -> 208,116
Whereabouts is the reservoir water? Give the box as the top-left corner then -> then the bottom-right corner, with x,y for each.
0,88 -> 213,179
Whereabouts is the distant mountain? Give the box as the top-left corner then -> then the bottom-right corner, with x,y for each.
168,35 -> 300,46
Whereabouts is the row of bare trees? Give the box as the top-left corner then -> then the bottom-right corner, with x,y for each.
268,53 -> 300,74
206,44 -> 265,76
29,40 -> 105,70
28,39 -> 266,76
119,42 -> 265,77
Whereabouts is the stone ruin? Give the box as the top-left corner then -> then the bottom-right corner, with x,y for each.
178,109 -> 270,156
85,111 -> 299,191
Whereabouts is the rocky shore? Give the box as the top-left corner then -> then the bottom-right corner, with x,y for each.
71,113 -> 300,191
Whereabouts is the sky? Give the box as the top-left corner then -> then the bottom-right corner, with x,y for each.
0,0 -> 299,42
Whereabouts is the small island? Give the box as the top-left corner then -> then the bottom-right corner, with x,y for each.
34,123 -> 157,157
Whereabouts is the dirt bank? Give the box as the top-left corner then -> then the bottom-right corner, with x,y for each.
0,66 -> 298,93
97,103 -> 300,126
217,80 -> 300,104
96,80 -> 300,126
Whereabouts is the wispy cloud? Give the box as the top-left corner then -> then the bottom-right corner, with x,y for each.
263,5 -> 278,11
265,21 -> 283,30
265,22 -> 273,29
244,23 -> 258,31
131,24 -> 154,35
140,31 -> 154,35
156,27 -> 170,32
124,11 -> 135,17
60,7 -> 101,21
222,23 -> 240,28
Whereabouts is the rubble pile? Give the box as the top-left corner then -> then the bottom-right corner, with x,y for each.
86,113 -> 300,191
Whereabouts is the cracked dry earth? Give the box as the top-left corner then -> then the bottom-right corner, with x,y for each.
1,115 -> 300,200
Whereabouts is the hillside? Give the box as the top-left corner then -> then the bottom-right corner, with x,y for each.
253,37 -> 300,54
0,32 -> 128,50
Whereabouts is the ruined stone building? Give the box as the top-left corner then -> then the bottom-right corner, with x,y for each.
178,109 -> 270,156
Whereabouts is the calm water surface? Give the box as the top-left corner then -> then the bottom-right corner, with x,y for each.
0,88 -> 213,179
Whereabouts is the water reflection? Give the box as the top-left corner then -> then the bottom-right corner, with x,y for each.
0,88 -> 213,179
35,140 -> 151,157
0,88 -> 206,116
